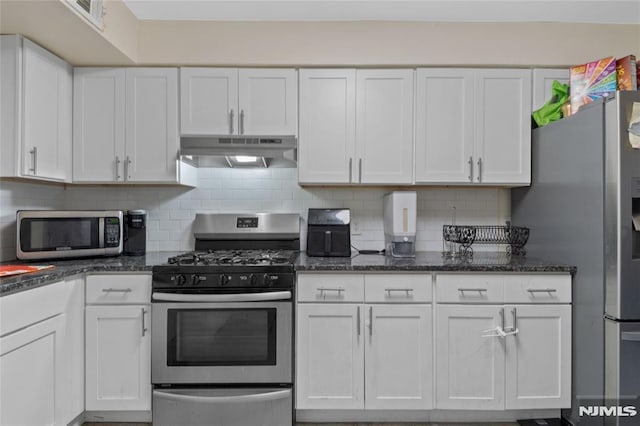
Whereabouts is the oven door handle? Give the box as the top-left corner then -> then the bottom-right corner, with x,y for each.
152,291 -> 292,302
153,388 -> 291,404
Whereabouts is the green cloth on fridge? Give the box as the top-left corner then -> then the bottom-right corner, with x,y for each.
532,80 -> 570,127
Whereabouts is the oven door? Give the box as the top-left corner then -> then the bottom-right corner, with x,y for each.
151,293 -> 292,384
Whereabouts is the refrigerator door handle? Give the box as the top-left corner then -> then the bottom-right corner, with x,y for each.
621,331 -> 640,342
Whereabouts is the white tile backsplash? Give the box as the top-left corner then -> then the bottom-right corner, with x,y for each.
0,167 -> 511,261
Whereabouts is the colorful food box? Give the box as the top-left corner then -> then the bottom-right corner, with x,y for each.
570,56 -> 617,115
616,55 -> 638,91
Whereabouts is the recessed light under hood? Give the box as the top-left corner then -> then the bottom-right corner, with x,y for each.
180,135 -> 297,168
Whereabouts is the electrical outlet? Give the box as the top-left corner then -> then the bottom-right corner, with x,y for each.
352,218 -> 362,235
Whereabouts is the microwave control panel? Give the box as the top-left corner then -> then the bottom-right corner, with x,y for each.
104,217 -> 121,247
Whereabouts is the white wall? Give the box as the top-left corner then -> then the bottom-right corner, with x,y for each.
0,167 -> 509,261
0,180 -> 65,261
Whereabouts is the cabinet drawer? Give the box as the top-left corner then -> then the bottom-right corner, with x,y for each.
86,274 -> 151,304
364,274 -> 431,303
436,274 -> 504,303
504,274 -> 571,303
0,281 -> 66,337
297,274 -> 364,302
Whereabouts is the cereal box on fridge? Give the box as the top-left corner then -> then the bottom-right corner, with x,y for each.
616,55 -> 638,90
570,56 -> 617,115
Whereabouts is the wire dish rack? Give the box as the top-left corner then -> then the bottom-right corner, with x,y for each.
442,223 -> 530,257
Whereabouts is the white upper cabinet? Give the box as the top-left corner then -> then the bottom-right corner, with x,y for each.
415,68 -> 532,186
298,68 -> 414,185
356,69 -> 414,184
532,68 -> 570,111
1,36 -> 72,182
180,68 -> 297,136
74,68 -> 193,185
415,69 -> 475,183
180,68 -> 238,135
298,69 -> 356,184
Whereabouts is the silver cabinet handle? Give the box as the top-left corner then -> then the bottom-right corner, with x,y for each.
358,158 -> 362,183
240,109 -> 245,135
477,158 -> 482,182
527,288 -> 558,293
384,288 -> 414,297
318,287 -> 345,297
115,156 -> 121,180
29,147 -> 38,174
458,288 -> 487,293
357,306 -> 361,337
229,109 -> 234,134
468,156 -> 473,182
349,158 -> 353,183
125,156 -> 132,181
141,308 -> 147,337
369,306 -> 373,337
102,288 -> 132,293
500,307 -> 505,332
511,307 -> 517,331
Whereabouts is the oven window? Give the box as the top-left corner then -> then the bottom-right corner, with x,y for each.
167,308 -> 277,366
20,218 -> 99,251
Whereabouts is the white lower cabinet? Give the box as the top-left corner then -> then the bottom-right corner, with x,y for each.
62,276 -> 86,424
296,273 -> 433,410
0,280 -> 67,426
85,274 -> 152,417
435,274 -> 572,411
435,305 -> 506,410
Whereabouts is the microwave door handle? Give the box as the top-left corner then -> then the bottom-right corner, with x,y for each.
325,230 -> 332,255
153,389 -> 291,404
152,291 -> 292,302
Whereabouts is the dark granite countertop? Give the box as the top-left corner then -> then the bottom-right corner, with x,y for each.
1,251 -> 576,297
0,252 -> 183,297
296,251 -> 577,274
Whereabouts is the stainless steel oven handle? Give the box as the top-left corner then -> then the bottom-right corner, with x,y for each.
153,389 -> 291,404
152,291 -> 292,302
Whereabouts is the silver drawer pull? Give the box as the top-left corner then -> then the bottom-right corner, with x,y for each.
318,287 -> 345,297
527,288 -> 558,293
102,288 -> 132,293
458,288 -> 487,293
384,288 -> 414,296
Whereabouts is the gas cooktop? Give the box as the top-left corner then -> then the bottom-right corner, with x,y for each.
166,249 -> 299,267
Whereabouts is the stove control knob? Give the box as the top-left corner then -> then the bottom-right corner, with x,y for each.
263,273 -> 278,286
175,274 -> 187,286
192,275 -> 205,286
219,274 -> 230,286
249,274 -> 257,285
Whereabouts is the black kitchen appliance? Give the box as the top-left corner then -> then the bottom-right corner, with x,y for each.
124,209 -> 146,256
151,213 -> 299,426
306,208 -> 351,257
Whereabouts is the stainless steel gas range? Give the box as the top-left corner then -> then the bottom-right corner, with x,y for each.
151,213 -> 299,426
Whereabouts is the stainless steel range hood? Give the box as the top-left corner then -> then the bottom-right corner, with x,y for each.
180,135 -> 297,168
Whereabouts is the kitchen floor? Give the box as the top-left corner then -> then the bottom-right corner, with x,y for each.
83,423 -> 520,425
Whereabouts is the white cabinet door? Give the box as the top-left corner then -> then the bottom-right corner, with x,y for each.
63,276 -> 85,424
298,69 -> 356,184
85,305 -> 151,411
475,69 -> 532,185
21,38 -> 72,181
435,305 -> 505,410
505,304 -> 572,410
73,68 -> 126,182
415,69 -> 475,183
356,69 -> 414,184
365,304 -> 433,410
0,315 -> 65,426
180,68 -> 238,135
532,68 -> 570,111
238,68 -> 297,135
296,303 -> 364,409
125,68 -> 179,182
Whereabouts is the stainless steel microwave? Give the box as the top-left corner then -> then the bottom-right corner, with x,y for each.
16,210 -> 123,260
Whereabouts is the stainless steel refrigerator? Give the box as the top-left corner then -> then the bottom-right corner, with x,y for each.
512,91 -> 640,425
